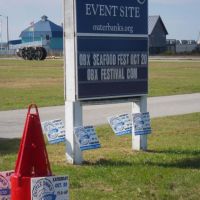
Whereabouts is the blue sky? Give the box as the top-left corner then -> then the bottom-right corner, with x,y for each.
150,0 -> 200,40
0,0 -> 199,41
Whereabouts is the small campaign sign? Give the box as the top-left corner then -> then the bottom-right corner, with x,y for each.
74,126 -> 101,151
132,112 -> 151,135
31,176 -> 69,200
108,114 -> 132,136
0,170 -> 14,200
42,119 -> 65,144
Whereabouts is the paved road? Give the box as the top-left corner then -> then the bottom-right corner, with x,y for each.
150,56 -> 200,61
0,93 -> 200,139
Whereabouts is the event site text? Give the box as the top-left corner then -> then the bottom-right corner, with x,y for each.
85,4 -> 141,18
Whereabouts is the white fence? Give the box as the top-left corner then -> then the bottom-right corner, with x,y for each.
176,44 -> 197,53
0,49 -> 16,56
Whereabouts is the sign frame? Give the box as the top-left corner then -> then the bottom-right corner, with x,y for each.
74,0 -> 149,101
64,0 -> 149,164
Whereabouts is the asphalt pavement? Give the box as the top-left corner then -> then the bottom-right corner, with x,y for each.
0,93 -> 200,139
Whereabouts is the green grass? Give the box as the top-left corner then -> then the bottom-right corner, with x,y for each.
0,59 -> 64,110
0,59 -> 200,110
1,113 -> 200,199
149,61 -> 200,96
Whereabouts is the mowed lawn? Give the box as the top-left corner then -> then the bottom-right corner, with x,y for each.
149,61 -> 200,96
0,59 -> 64,110
0,59 -> 200,110
0,113 -> 200,199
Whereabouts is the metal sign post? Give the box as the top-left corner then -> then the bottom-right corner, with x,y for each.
64,0 -> 149,164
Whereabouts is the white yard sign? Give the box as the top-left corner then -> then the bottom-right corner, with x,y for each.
31,176 -> 69,200
42,119 -> 65,144
132,112 -> 151,135
0,171 -> 14,200
74,126 -> 101,151
108,114 -> 132,136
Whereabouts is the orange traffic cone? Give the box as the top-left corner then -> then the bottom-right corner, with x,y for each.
11,104 -> 52,200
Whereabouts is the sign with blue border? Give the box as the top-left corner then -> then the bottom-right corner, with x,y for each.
132,112 -> 151,135
31,176 -> 69,200
75,0 -> 148,100
77,37 -> 148,99
108,114 -> 132,136
42,119 -> 65,144
76,0 -> 148,35
0,171 -> 14,199
74,126 -> 101,151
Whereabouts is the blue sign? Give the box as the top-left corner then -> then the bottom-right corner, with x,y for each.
0,171 -> 14,199
108,114 -> 132,136
31,176 -> 69,200
42,119 -> 65,144
74,126 -> 101,151
75,0 -> 148,100
132,112 -> 151,135
76,0 -> 148,35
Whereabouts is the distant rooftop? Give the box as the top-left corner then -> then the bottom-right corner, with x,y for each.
148,15 -> 168,35
19,15 -> 63,38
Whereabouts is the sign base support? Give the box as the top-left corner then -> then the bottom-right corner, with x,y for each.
132,96 -> 148,151
65,101 -> 83,164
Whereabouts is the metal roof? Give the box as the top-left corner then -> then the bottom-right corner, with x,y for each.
148,15 -> 168,35
20,15 -> 63,38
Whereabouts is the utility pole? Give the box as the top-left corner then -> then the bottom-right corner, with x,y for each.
0,19 -> 2,51
6,16 -> 9,50
0,15 -> 9,50
197,32 -> 200,44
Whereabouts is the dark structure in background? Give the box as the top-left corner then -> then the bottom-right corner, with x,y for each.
19,15 -> 63,51
16,47 -> 47,60
148,16 -> 168,55
9,39 -> 22,46
10,15 -> 64,58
